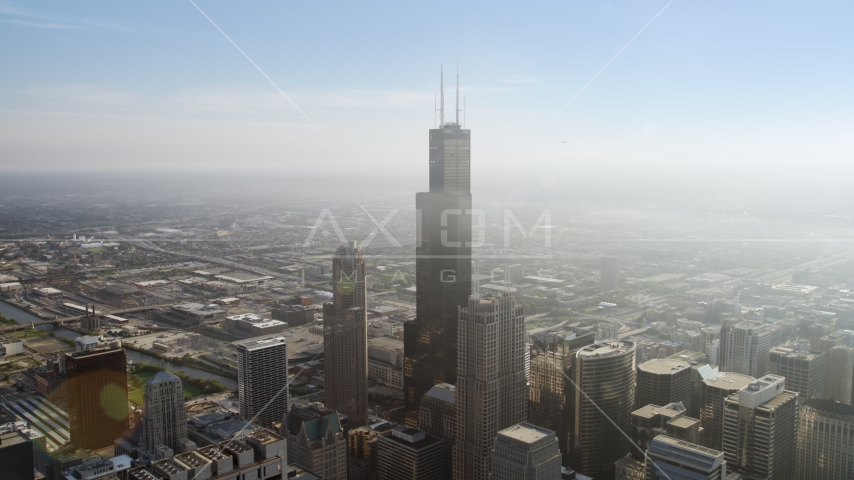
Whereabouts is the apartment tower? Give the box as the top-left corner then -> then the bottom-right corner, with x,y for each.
235,336 -> 288,427
323,243 -> 369,427
404,66 -> 473,426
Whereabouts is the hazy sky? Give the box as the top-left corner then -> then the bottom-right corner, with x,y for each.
2,0 -> 853,186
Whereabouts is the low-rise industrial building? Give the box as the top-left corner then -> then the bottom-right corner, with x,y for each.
168,303 -> 227,324
224,313 -> 288,338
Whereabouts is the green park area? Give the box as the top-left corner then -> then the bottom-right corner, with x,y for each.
128,362 -> 229,406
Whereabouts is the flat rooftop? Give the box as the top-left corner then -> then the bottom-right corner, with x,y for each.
652,435 -> 723,458
498,422 -> 555,445
578,341 -> 635,358
215,272 -> 274,283
669,416 -> 700,429
704,372 -> 755,390
771,344 -> 823,360
424,383 -> 455,404
668,350 -> 707,363
639,358 -> 690,375
233,335 -> 287,351
0,431 -> 30,448
368,336 -> 403,351
247,429 -> 284,445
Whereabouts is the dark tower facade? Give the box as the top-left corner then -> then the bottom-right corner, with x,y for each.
404,67 -> 472,426
323,243 -> 369,427
528,332 -> 595,462
65,346 -> 129,451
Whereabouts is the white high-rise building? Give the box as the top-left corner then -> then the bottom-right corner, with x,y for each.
723,321 -> 771,378
235,336 -> 289,427
709,339 -> 720,367
454,293 -> 527,480
142,370 -> 191,454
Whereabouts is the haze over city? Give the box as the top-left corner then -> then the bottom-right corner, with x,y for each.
1,2 -> 853,480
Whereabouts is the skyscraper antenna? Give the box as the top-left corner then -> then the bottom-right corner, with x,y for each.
434,94 -> 437,128
455,58 -> 460,125
440,66 -> 445,127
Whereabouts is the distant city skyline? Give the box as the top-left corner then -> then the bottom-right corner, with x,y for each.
1,1 -> 852,180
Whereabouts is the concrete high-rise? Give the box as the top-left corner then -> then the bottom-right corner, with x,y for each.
323,243 -> 368,427
722,321 -> 771,378
600,256 -> 620,292
721,375 -> 798,480
454,293 -> 526,480
797,398 -> 854,479
569,340 -> 637,480
699,372 -> 754,450
769,340 -> 825,399
404,68 -> 473,426
645,435 -> 728,480
527,331 -> 594,461
636,358 -> 692,412
826,345 -> 854,404
235,336 -> 288,428
142,370 -> 190,455
377,427 -> 445,480
490,423 -> 561,480
65,345 -> 129,450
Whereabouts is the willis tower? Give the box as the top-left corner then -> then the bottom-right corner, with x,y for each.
404,66 -> 472,426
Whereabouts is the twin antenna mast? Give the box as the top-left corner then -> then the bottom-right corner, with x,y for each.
434,61 -> 464,128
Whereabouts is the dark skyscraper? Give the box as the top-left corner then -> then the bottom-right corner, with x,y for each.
569,341 -> 637,480
528,331 -> 595,462
404,67 -> 472,426
324,243 -> 369,427
65,345 -> 129,451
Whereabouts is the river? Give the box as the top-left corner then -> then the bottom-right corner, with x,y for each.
0,300 -> 237,388
0,299 -> 45,324
49,327 -> 237,388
